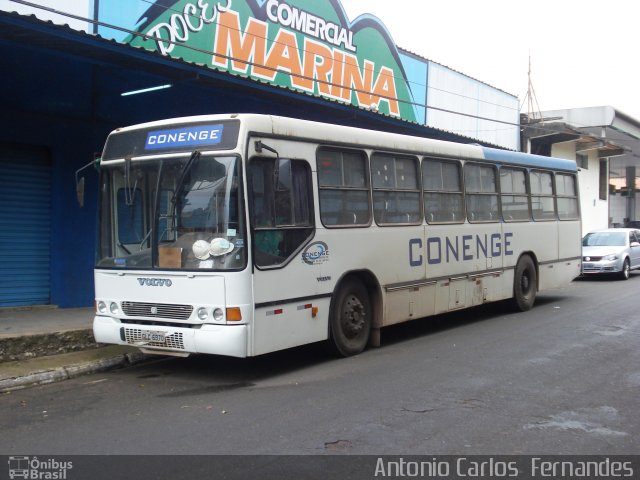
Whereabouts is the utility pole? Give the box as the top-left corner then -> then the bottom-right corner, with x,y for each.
522,55 -> 543,124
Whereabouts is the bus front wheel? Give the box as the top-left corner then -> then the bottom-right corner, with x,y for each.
328,278 -> 371,357
512,255 -> 537,311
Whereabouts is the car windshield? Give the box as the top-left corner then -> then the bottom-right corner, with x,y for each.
582,232 -> 626,247
96,153 -> 246,270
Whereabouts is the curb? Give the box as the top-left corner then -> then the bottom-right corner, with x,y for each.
0,329 -> 97,363
0,350 -> 150,393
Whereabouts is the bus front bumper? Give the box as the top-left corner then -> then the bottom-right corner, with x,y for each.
93,316 -> 249,358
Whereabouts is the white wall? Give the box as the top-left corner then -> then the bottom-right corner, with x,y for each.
426,62 -> 520,151
551,142 -> 608,235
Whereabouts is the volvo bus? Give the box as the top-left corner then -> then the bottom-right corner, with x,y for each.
92,114 -> 581,358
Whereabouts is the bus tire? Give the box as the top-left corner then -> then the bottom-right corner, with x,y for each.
327,278 -> 371,357
512,255 -> 537,311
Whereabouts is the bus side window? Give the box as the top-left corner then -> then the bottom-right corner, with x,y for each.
318,148 -> 371,227
555,173 -> 579,220
422,158 -> 464,224
372,153 -> 421,225
249,157 -> 314,268
250,160 -> 273,228
500,167 -> 530,222
530,170 -> 556,220
465,163 -> 499,223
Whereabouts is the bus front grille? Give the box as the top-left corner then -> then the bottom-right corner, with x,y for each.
121,301 -> 193,320
123,328 -> 185,350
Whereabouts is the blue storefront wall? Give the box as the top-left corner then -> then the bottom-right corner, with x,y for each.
0,111 -> 103,308
0,145 -> 51,306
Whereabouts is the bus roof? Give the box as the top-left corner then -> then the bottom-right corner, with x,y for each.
107,114 -> 577,172
481,146 -> 577,172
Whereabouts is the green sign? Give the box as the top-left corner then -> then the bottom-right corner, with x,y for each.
125,0 -> 419,121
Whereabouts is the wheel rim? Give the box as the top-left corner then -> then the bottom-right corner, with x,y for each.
624,261 -> 630,278
341,294 -> 366,339
520,269 -> 532,294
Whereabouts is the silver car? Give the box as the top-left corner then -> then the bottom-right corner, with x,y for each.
582,228 -> 640,279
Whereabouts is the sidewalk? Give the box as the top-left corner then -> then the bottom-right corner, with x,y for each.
0,306 -> 150,392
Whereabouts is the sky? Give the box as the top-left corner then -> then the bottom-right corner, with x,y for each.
341,0 -> 640,122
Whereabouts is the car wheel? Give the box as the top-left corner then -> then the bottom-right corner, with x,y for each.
619,258 -> 630,280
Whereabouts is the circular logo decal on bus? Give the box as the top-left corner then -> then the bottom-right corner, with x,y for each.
302,241 -> 330,265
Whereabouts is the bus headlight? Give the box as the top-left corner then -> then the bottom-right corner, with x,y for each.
197,307 -> 209,321
97,301 -> 107,314
213,308 -> 224,321
109,302 -> 120,315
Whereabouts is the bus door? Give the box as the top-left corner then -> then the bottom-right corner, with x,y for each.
247,139 -> 326,354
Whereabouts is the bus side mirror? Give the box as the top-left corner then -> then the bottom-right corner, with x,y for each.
76,176 -> 85,208
75,156 -> 101,208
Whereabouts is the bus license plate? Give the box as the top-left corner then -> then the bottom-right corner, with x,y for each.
140,330 -> 166,343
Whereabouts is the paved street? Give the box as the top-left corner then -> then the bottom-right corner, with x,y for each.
1,274 -> 639,455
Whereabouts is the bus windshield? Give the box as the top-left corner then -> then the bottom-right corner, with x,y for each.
96,153 -> 246,270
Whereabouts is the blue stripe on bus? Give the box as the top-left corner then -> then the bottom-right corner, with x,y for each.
481,147 -> 577,172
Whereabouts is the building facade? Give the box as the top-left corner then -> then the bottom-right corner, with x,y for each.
0,0 -> 520,308
523,106 -> 640,235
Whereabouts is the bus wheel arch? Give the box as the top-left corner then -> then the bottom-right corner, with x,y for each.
327,270 -> 381,357
511,252 -> 538,312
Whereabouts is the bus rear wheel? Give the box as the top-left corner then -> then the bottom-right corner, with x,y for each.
512,255 -> 537,311
328,278 -> 371,357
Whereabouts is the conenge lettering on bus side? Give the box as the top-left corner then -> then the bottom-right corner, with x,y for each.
409,232 -> 514,267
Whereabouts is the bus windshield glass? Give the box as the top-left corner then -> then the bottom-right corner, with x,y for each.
96,153 -> 245,270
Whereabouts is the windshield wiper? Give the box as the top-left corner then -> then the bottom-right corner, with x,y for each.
170,150 -> 201,207
123,155 -> 139,206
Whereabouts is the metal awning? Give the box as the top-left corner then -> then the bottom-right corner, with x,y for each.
523,121 -> 627,159
0,8 -> 495,146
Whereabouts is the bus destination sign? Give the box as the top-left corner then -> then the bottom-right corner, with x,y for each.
145,124 -> 224,150
102,120 -> 240,160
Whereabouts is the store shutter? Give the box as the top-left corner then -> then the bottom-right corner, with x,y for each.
0,146 -> 52,306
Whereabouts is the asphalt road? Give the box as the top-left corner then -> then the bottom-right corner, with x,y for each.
1,274 -> 639,456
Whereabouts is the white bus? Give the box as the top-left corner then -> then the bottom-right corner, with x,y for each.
92,114 -> 581,358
